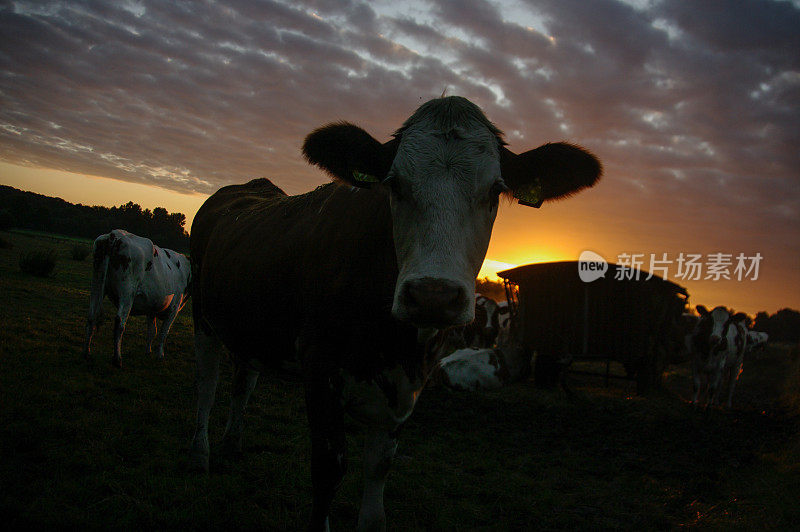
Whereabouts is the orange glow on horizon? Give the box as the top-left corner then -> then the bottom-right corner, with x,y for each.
0,162 -> 208,229
2,162 -> 797,315
479,249 -> 569,281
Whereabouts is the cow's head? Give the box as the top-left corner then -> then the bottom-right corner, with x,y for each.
303,96 -> 601,328
694,305 -> 748,353
475,294 -> 501,347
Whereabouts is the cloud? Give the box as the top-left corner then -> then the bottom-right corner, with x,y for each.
0,0 -> 797,252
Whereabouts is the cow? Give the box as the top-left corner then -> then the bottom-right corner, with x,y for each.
83,229 -> 191,368
188,96 -> 601,531
463,293 -> 501,348
746,330 -> 769,352
689,305 -> 748,408
434,327 -> 531,391
496,300 -> 511,345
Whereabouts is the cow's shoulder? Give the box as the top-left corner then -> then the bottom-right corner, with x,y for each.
190,179 -> 289,259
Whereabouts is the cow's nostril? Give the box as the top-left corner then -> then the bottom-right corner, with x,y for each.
401,283 -> 420,310
401,278 -> 466,326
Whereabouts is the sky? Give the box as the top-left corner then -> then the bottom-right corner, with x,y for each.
0,0 -> 798,315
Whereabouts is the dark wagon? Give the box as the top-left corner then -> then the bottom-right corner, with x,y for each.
498,261 -> 688,394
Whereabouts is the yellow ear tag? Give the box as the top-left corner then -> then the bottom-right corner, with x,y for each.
514,179 -> 544,208
352,170 -> 380,184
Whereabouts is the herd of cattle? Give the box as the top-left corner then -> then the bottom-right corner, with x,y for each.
81,237 -> 769,407
77,97 -> 768,531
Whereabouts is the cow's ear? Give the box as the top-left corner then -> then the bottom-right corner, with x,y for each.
732,312 -> 748,323
500,143 -> 601,208
696,305 -> 709,316
303,123 -> 399,188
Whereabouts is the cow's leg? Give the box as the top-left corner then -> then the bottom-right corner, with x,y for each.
691,364 -> 702,405
112,297 -> 134,368
189,329 -> 222,472
146,316 -> 157,355
357,428 -> 398,532
153,304 -> 180,359
305,375 -> 346,532
83,317 -> 100,364
725,363 -> 743,409
707,370 -> 723,407
220,360 -> 259,457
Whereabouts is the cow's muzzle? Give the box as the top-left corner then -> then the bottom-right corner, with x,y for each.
398,277 -> 468,328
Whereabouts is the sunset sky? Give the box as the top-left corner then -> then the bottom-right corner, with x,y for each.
1,0 -> 798,315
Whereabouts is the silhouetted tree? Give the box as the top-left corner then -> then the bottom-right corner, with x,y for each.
475,277 -> 507,301
0,185 -> 190,251
751,308 -> 800,342
0,208 -> 15,230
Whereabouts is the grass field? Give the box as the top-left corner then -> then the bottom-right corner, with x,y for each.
1,230 -> 798,530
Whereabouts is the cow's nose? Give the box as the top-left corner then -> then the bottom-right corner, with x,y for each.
401,278 -> 466,326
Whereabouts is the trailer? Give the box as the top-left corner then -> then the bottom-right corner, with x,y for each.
498,261 -> 688,394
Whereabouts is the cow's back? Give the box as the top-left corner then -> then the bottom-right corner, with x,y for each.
102,229 -> 150,285
191,178 -> 409,370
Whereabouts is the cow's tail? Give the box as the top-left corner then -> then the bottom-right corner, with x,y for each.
84,235 -> 110,361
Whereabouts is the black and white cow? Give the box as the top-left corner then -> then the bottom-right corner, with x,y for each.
496,300 -> 511,345
189,96 -> 601,530
84,229 -> 191,368
689,305 -> 748,408
746,330 -> 769,352
434,333 -> 531,391
463,294 -> 501,348
432,300 -> 529,392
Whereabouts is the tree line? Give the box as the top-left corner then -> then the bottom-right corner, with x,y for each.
753,308 -> 800,343
0,185 -> 190,252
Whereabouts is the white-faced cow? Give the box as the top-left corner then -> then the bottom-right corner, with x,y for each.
84,229 -> 191,368
188,96 -> 601,531
463,293 -> 501,348
689,305 -> 748,408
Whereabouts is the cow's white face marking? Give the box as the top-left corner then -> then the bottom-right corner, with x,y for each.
388,124 -> 505,327
706,307 -> 733,349
303,96 -> 602,330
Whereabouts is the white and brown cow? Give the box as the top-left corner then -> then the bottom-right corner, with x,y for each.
188,96 -> 601,531
83,229 -> 191,368
689,305 -> 748,408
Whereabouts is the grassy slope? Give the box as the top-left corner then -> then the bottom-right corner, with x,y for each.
0,230 -> 797,530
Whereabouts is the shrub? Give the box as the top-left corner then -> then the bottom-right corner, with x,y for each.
19,250 -> 57,277
70,244 -> 92,261
0,209 -> 15,230
0,235 -> 11,249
